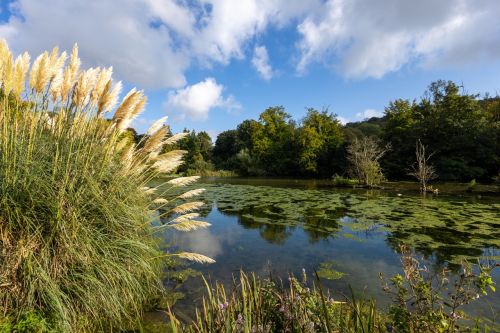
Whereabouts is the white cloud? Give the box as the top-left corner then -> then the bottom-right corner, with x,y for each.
296,0 -> 500,78
337,116 -> 348,125
356,109 -> 383,119
0,0 -> 191,88
252,45 -> 273,80
166,78 -> 239,121
0,0 -> 498,88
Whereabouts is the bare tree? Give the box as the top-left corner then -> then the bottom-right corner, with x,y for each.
409,139 -> 437,192
347,137 -> 390,187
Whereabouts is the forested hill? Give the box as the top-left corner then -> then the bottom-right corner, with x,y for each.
140,80 -> 500,182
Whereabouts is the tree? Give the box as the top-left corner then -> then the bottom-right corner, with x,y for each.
383,81 -> 499,181
213,130 -> 240,170
347,137 -> 389,187
167,130 -> 214,175
252,106 -> 298,175
297,108 -> 344,176
409,140 -> 437,192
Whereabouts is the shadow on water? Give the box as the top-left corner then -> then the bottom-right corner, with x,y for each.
161,178 -> 500,321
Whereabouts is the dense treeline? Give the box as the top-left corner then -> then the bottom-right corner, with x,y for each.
210,81 -> 499,181
139,80 -> 499,182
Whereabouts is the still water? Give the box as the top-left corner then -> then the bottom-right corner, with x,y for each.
163,178 -> 500,321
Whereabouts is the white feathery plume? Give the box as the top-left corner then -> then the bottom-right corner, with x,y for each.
146,116 -> 168,136
13,52 -> 30,98
170,201 -> 204,214
144,187 -> 156,195
74,68 -> 98,108
29,51 -> 50,93
1,50 -> 13,94
151,150 -> 186,173
69,44 -> 80,75
167,176 -> 200,187
48,48 -> 67,81
102,81 -> 122,114
171,213 -> 200,223
153,198 -> 168,204
178,188 -> 206,199
153,155 -> 184,173
168,220 -> 211,232
91,67 -> 113,106
177,252 -> 215,264
143,125 -> 168,154
164,132 -> 189,145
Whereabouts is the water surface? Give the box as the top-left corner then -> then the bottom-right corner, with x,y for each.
163,178 -> 500,320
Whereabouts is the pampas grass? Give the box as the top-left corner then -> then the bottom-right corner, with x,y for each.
0,40 -> 212,332
176,253 -> 216,264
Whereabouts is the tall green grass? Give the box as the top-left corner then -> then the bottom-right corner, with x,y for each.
168,271 -> 382,333
0,41 -> 212,331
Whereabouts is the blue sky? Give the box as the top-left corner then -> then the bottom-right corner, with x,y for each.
1,0 -> 499,139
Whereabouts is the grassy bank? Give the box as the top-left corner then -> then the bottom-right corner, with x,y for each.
157,248 -> 497,333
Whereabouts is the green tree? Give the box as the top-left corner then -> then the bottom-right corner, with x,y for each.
297,108 -> 344,177
384,80 -> 499,181
251,106 -> 298,175
213,130 -> 240,170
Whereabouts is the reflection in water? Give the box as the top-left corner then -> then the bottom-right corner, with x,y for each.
163,179 -> 499,319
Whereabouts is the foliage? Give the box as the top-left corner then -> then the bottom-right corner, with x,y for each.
209,80 -> 499,182
0,41 -> 211,331
169,270 -> 382,333
331,175 -> 360,187
383,81 -> 500,181
251,106 -> 299,175
347,137 -> 389,187
297,108 -> 344,177
164,130 -> 215,176
168,251 -> 496,332
466,179 -> 477,192
381,246 -> 497,333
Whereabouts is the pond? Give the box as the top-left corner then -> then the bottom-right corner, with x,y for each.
162,178 -> 500,322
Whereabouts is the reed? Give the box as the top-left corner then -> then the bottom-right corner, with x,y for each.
0,40 -> 211,332
169,270 -> 383,333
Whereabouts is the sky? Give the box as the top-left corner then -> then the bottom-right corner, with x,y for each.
0,0 -> 499,139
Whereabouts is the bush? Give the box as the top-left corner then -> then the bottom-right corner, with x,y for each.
381,246 -> 496,333
0,41 -> 210,331
347,137 -> 389,187
331,175 -> 360,187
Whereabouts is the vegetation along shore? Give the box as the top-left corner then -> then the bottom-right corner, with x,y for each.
0,39 -> 498,333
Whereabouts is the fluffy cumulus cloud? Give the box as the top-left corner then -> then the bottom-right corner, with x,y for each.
252,45 -> 273,80
296,0 -> 500,78
0,0 -> 194,88
0,0 -> 498,88
0,0 -> 315,88
356,109 -> 383,119
166,78 -> 239,120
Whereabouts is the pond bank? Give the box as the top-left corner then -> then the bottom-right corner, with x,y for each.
155,177 -> 499,328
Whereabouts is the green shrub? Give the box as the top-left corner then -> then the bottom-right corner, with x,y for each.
0,41 -> 211,331
380,246 -> 497,333
331,175 -> 360,187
